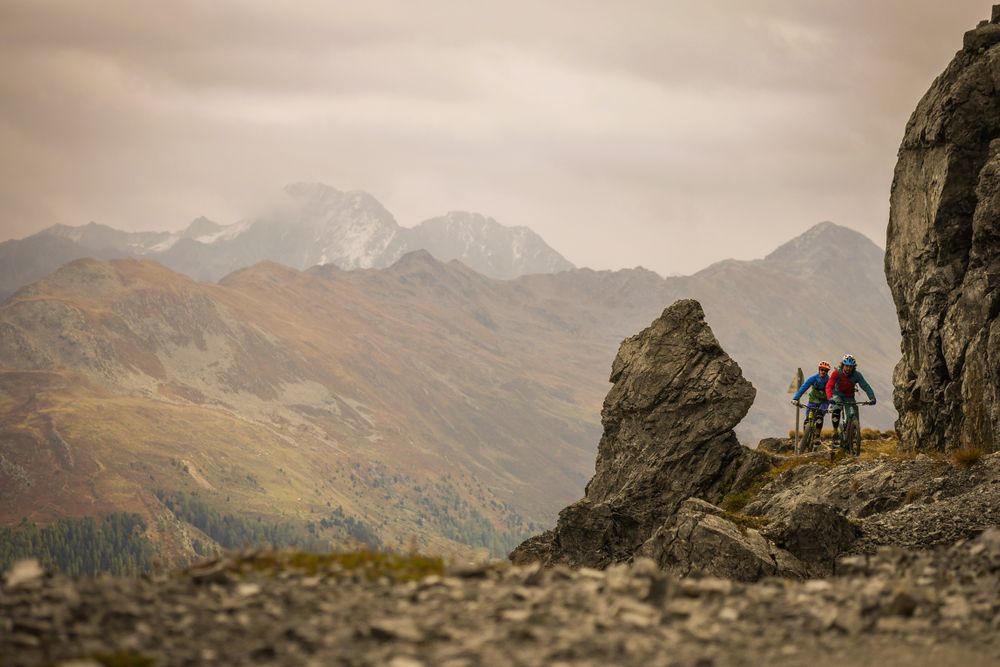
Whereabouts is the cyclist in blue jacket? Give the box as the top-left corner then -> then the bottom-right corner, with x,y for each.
791,360 -> 840,434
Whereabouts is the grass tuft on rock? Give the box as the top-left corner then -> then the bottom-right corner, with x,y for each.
91,652 -> 157,667
720,457 -> 823,512
951,447 -> 984,467
722,511 -> 770,533
224,549 -> 446,582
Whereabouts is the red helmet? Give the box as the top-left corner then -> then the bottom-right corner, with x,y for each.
818,360 -> 831,371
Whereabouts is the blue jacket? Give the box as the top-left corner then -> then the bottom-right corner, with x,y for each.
793,372 -> 830,403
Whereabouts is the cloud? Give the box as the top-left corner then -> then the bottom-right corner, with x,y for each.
0,0 -> 989,273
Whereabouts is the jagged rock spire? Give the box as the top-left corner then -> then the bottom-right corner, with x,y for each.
510,299 -> 769,567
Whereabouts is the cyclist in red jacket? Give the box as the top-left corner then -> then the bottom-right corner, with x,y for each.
826,354 -> 876,432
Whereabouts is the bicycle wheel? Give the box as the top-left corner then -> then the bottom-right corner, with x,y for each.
799,417 -> 817,454
850,418 -> 862,456
844,419 -> 860,457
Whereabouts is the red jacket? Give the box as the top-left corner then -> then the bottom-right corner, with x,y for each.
826,368 -> 875,400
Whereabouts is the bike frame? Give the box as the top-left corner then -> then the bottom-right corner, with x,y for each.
828,397 -> 873,422
792,401 -> 829,454
828,397 -> 874,456
793,397 -> 873,457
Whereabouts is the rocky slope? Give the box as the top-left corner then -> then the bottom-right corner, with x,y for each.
886,10 -> 1000,453
2,529 -> 999,667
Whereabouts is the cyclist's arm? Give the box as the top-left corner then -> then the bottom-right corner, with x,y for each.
856,371 -> 876,401
825,370 -> 838,400
792,374 -> 816,401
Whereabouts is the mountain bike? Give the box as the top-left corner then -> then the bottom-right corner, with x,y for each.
792,402 -> 828,454
827,398 -> 875,460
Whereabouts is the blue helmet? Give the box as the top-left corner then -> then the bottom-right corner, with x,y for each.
841,354 -> 857,367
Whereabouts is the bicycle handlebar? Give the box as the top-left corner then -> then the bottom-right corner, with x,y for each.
793,399 -> 874,410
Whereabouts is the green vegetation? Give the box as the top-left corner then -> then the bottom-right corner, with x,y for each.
228,549 -> 444,582
720,458 -> 820,513
315,507 -> 383,550
719,485 -> 764,514
417,482 -> 539,557
155,490 -> 329,551
92,651 -> 157,667
0,513 -> 154,576
722,511 -> 770,532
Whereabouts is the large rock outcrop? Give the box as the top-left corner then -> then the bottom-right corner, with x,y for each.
886,8 -> 1000,453
510,299 -> 771,567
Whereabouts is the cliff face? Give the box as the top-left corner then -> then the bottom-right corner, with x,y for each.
510,299 -> 770,568
886,9 -> 1000,453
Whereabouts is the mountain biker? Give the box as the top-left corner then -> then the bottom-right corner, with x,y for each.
790,360 -> 840,434
825,354 -> 876,420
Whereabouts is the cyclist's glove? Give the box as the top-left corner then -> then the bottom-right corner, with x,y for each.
870,397 -> 877,405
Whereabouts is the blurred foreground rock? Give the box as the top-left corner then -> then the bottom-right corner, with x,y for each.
2,530 -> 1000,666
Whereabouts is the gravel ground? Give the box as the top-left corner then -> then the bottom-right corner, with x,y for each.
2,529 -> 998,667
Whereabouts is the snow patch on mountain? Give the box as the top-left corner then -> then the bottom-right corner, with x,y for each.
14,183 -> 575,284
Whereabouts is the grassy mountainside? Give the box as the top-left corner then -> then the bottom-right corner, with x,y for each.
0,223 -> 898,566
0,257 -> 593,564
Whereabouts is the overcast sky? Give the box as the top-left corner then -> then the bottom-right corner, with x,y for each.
0,1 -> 990,274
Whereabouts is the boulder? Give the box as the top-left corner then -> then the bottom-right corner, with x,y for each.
886,7 -> 1000,453
510,299 -> 770,567
756,437 -> 794,454
637,498 -> 809,581
760,502 -> 860,567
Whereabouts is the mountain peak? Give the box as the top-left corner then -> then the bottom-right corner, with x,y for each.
389,248 -> 441,270
440,211 -> 497,226
761,221 -> 889,295
181,216 -> 222,239
405,212 -> 574,279
283,182 -> 344,200
766,222 -> 880,263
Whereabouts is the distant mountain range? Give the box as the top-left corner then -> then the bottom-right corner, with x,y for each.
0,183 -> 574,300
0,221 -> 899,564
